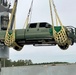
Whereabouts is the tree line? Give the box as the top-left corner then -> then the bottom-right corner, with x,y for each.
0,59 -> 69,67
1,59 -> 33,67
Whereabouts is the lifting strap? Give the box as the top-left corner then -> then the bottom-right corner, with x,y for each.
4,0 -> 17,47
14,0 -> 34,49
13,42 -> 22,50
23,0 -> 33,28
49,0 -> 68,46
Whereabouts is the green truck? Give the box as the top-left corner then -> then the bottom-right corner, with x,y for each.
0,22 -> 76,51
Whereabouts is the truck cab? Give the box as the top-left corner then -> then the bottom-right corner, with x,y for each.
25,22 -> 52,39
25,22 -> 56,46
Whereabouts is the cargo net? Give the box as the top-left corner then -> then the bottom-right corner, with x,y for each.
53,27 -> 68,46
5,33 -> 15,47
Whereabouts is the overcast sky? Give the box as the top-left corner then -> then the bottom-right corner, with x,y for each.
9,0 -> 76,63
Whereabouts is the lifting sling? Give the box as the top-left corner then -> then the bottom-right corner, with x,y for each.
49,0 -> 69,46
4,0 -> 22,50
4,1 -> 16,47
4,0 -> 33,48
23,0 -> 33,29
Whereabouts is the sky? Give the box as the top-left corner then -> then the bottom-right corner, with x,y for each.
9,0 -> 76,63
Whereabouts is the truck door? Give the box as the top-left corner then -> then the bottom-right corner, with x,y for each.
37,23 -> 51,38
25,23 -> 38,39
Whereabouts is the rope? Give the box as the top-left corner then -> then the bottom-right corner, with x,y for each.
23,0 -> 33,28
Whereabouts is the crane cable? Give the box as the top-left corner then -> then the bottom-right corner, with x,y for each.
4,0 -> 16,47
49,0 -> 68,46
23,0 -> 33,29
